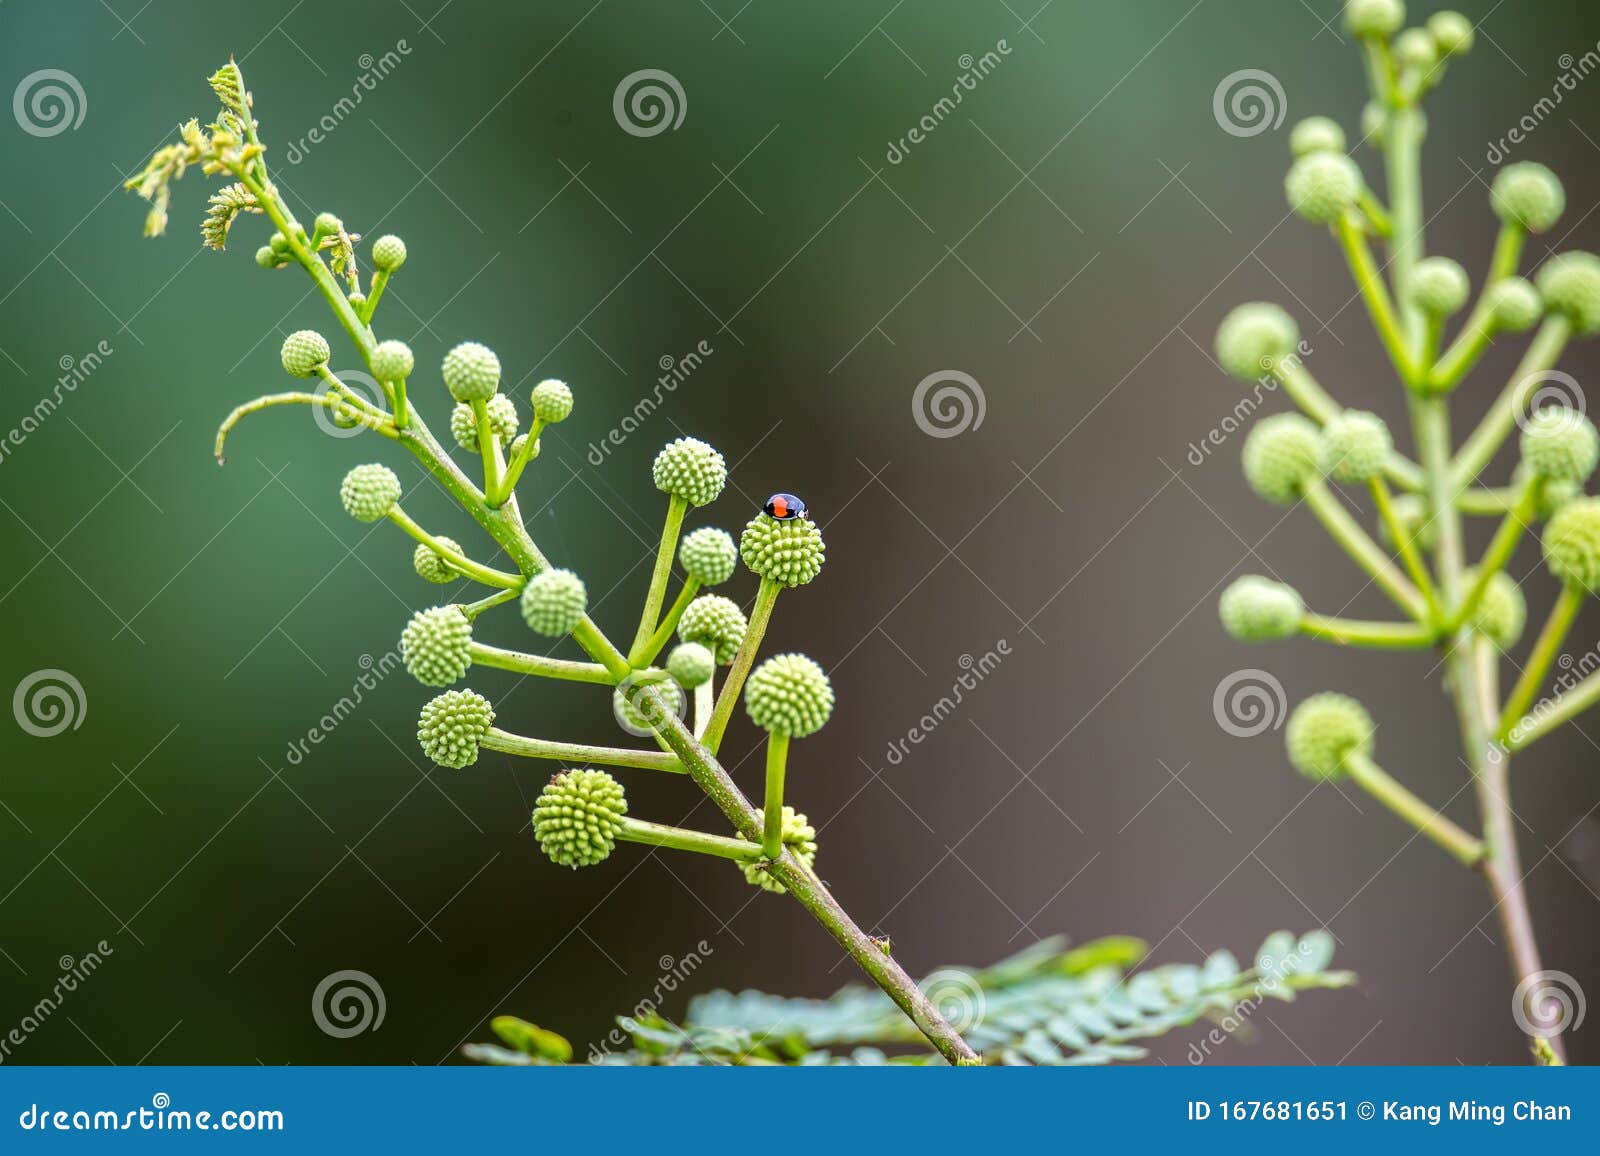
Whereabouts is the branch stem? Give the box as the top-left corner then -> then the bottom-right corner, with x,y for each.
1302,478 -> 1426,619
763,733 -> 790,859
630,495 -> 688,664
701,578 -> 782,752
619,818 -> 762,861
1345,752 -> 1485,866
1299,614 -> 1435,648
481,727 -> 682,772
469,643 -> 614,685
1500,585 -> 1584,738
386,507 -> 522,588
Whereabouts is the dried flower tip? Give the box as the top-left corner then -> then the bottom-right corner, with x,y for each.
400,605 -> 473,687
418,688 -> 494,769
1491,163 -> 1565,234
679,526 -> 737,586
1407,257 -> 1470,316
1427,11 -> 1474,56
531,379 -> 574,424
442,341 -> 502,402
520,568 -> 587,636
1285,152 -> 1362,224
1343,0 -> 1404,38
1218,576 -> 1305,642
1320,410 -> 1393,483
414,536 -> 463,584
666,642 -> 715,688
652,437 -> 727,507
280,329 -> 330,378
371,339 -> 415,382
1215,303 -> 1299,380
745,653 -> 835,738
1520,409 -> 1600,484
740,512 -> 825,588
1535,252 -> 1600,335
678,594 -> 748,664
451,395 -> 519,450
742,806 -> 817,893
1487,278 -> 1542,333
534,769 -> 627,868
339,463 -> 401,522
1242,413 -> 1322,504
1286,693 -> 1374,780
1544,496 -> 1600,593
1289,117 -> 1346,157
372,234 -> 408,272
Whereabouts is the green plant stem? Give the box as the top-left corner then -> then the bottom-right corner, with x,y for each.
460,587 -> 520,621
314,363 -> 389,420
644,696 -> 980,1064
1449,476 -> 1539,632
468,642 -> 613,685
1299,614 -> 1435,648
1344,752 -> 1485,866
1273,359 -> 1342,425
618,817 -> 762,861
1336,211 -> 1416,384
1452,316 -> 1573,485
693,677 -> 714,739
363,267 -> 390,323
386,507 -> 521,588
1430,225 -> 1525,389
762,733 -> 790,859
1504,668 -> 1600,752
1301,479 -> 1426,619
214,391 -> 396,462
701,578 -> 783,752
569,617 -> 631,680
634,577 -> 702,668
1499,585 -> 1584,738
629,495 -> 688,664
390,377 -> 410,429
1369,477 -> 1441,622
497,418 -> 546,500
480,727 -> 682,772
471,398 -> 505,500
1456,486 -> 1519,515
1358,188 -> 1393,237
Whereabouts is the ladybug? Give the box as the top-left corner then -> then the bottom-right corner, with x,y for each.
763,492 -> 807,521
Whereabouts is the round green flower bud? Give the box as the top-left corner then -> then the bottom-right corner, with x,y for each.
255,245 -> 281,269
441,341 -> 502,402
372,234 -> 407,272
400,605 -> 473,687
613,668 -> 686,733
519,568 -> 587,636
1343,0 -> 1404,37
679,526 -> 737,586
1381,493 -> 1436,551
1537,476 -> 1581,520
1320,409 -> 1393,483
1218,575 -> 1305,642
1487,277 -> 1542,332
1393,28 -> 1437,72
1360,102 -> 1388,148
509,433 -> 539,464
269,231 -> 292,256
414,536 -> 463,584
1242,413 -> 1322,504
1463,568 -> 1526,648
531,378 -> 574,424
1543,496 -> 1600,591
371,339 -> 414,382
1285,152 -> 1363,224
281,329 -> 330,378
678,594 -> 748,664
1215,303 -> 1300,379
1491,163 -> 1565,234
1286,693 -> 1374,780
1407,257 -> 1470,316
1536,252 -> 1600,335
652,437 -> 727,507
339,463 -> 401,522
533,769 -> 627,869
666,642 -> 715,688
1427,10 -> 1474,56
741,806 -> 817,894
313,211 -> 343,236
450,395 -> 519,450
418,688 -> 494,769
1520,408 -> 1600,484
745,653 -> 834,738
740,512 -> 826,588
1289,117 -> 1346,158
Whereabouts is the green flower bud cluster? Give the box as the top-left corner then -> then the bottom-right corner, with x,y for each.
520,569 -> 587,636
1218,575 -> 1304,642
371,339 -> 414,382
1242,414 -> 1322,503
1536,253 -> 1600,335
740,513 -> 826,587
744,654 -> 834,738
531,379 -> 574,424
679,526 -> 737,585
1407,257 -> 1470,316
1215,303 -> 1300,380
340,463 -> 401,522
400,605 -> 473,687
281,329 -> 330,378
1285,152 -> 1362,224
1463,568 -> 1526,648
613,668 -> 686,733
372,234 -> 407,271
414,537 -> 463,584
1320,410 -> 1392,484
1519,409 -> 1599,484
1491,163 -> 1564,234
742,806 -> 817,894
665,642 -> 715,688
1286,693 -> 1374,780
652,437 -> 727,507
442,341 -> 501,402
1289,117 -> 1346,158
418,689 -> 494,769
1427,11 -> 1474,58
1544,497 -> 1600,591
678,595 -> 748,663
1486,278 -> 1542,333
533,769 -> 627,868
1343,0 -> 1403,39
451,396 -> 519,450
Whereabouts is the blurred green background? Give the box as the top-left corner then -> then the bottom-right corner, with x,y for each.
1,0 -> 1598,1064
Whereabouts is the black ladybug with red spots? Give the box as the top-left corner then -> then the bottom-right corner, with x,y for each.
763,492 -> 807,520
